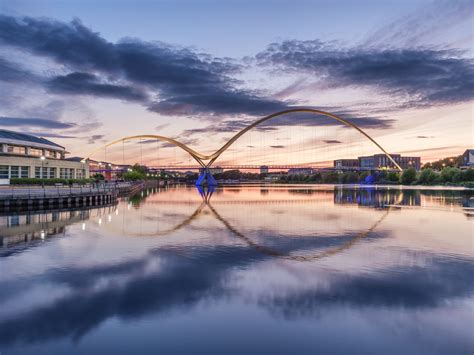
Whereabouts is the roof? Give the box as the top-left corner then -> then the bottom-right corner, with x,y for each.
0,129 -> 64,149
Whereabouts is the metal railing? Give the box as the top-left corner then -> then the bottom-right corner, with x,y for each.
0,182 -> 134,200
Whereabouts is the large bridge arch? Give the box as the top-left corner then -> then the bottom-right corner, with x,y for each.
206,108 -> 402,171
83,108 -> 402,176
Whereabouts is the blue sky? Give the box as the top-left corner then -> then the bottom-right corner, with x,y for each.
0,0 -> 472,164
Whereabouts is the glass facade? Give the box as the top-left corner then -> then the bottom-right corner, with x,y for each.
60,168 -> 75,179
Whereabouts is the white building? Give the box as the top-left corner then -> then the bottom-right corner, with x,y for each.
0,130 -> 89,183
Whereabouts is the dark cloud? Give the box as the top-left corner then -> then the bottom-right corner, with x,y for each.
0,15 -> 289,117
0,57 -> 35,82
256,40 -> 474,108
0,117 -> 76,129
270,145 -> 285,149
86,134 -> 105,144
182,108 -> 393,139
48,72 -> 148,101
324,140 -> 342,144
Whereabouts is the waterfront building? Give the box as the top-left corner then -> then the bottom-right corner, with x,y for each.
358,154 -> 420,170
461,149 -> 474,168
288,167 -> 314,175
0,130 -> 89,183
333,153 -> 421,171
334,159 -> 359,170
260,165 -> 269,174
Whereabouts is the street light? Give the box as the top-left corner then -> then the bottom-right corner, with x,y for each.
40,156 -> 46,186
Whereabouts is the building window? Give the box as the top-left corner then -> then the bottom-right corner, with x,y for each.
76,169 -> 85,179
20,166 -> 29,178
0,166 -> 8,179
35,167 -> 42,178
30,148 -> 43,156
10,166 -> 19,178
47,150 -> 57,158
7,146 -> 26,155
60,168 -> 74,179
48,167 -> 56,179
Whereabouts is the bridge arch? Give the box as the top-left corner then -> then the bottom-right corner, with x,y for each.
83,134 -> 207,167
206,108 -> 402,171
84,108 -> 402,172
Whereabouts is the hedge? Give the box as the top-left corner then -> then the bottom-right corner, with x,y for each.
10,178 -> 94,185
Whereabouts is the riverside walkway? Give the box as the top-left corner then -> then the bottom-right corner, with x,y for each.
0,182 -> 142,210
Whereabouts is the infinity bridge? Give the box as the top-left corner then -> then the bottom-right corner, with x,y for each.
84,108 -> 403,185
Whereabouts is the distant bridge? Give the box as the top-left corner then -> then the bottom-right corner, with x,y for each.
90,165 -> 399,173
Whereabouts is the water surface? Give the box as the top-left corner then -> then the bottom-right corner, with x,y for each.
1,185 -> 473,355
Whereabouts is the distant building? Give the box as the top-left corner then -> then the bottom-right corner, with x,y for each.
209,166 -> 223,174
288,167 -> 314,175
334,153 -> 421,171
260,165 -> 269,174
334,159 -> 359,170
461,149 -> 474,168
0,130 -> 89,184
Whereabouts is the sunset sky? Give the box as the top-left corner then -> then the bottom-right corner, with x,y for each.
0,0 -> 472,166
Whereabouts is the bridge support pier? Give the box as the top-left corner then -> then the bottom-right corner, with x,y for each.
196,168 -> 217,187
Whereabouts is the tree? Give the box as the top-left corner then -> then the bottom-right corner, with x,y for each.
92,173 -> 104,181
122,170 -> 146,181
343,172 -> 360,183
418,168 -> 439,185
386,172 -> 400,183
440,167 -> 460,183
401,168 -> 417,185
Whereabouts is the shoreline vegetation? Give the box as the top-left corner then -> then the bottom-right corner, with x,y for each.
7,166 -> 474,189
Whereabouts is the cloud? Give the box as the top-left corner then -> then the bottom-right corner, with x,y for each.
86,134 -> 105,144
0,57 -> 35,83
270,145 -> 285,148
256,40 -> 474,108
0,117 -> 76,129
416,135 -> 434,139
155,123 -> 170,131
363,0 -> 474,48
0,15 -> 289,117
48,72 -> 148,101
324,140 -> 342,144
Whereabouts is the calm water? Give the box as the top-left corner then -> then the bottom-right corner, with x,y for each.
0,185 -> 473,355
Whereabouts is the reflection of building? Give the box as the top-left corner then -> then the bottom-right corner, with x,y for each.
0,206 -> 115,248
288,167 -> 314,175
461,149 -> 474,168
0,130 -> 89,183
260,165 -> 269,174
334,153 -> 421,171
334,188 -> 421,207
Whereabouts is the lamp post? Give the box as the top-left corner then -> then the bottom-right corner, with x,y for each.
40,156 -> 46,188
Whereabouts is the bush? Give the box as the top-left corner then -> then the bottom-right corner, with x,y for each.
386,172 -> 400,183
417,168 -> 439,185
401,168 -> 417,185
122,171 -> 146,181
440,167 -> 461,183
458,169 -> 474,182
322,172 -> 339,183
342,172 -> 360,184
